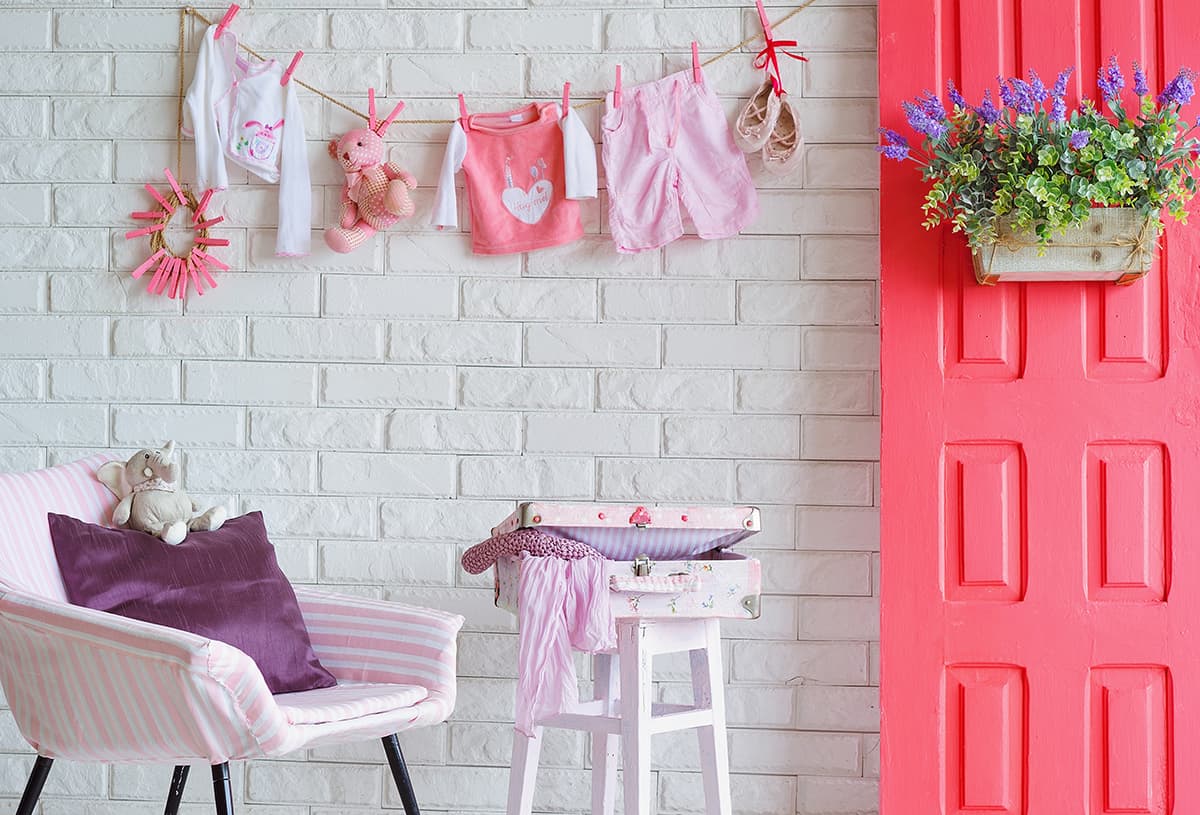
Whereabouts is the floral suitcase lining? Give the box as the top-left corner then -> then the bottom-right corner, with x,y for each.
491,502 -> 762,620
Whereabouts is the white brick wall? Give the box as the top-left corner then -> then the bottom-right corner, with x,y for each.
0,1 -> 878,812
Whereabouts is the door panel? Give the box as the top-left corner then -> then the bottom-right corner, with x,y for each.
879,1 -> 1200,812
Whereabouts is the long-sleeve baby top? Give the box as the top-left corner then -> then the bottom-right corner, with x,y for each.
183,24 -> 311,257
431,102 -> 598,255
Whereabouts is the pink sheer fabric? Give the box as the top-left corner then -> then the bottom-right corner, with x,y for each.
515,553 -> 615,736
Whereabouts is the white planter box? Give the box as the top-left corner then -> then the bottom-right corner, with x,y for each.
972,207 -> 1156,285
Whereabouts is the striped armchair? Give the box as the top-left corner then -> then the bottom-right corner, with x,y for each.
0,455 -> 463,815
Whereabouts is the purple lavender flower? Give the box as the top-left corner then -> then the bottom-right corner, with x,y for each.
1133,61 -> 1149,96
917,90 -> 947,122
1050,95 -> 1067,124
1052,67 -> 1075,98
1097,55 -> 1125,101
974,89 -> 1002,125
876,127 -> 911,161
1069,130 -> 1090,149
947,79 -> 966,110
903,100 -> 948,140
997,76 -> 1016,108
1028,69 -> 1048,103
1048,67 -> 1074,124
1004,78 -> 1036,114
1157,67 -> 1197,106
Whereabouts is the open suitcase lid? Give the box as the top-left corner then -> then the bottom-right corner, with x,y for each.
491,502 -> 760,560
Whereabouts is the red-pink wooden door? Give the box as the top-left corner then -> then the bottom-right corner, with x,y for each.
879,2 -> 1200,813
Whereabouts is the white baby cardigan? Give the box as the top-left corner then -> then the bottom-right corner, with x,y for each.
183,24 -> 311,257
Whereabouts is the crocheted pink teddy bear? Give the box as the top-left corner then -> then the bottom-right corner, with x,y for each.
324,91 -> 417,254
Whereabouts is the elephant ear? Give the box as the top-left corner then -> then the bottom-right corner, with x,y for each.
96,461 -> 131,499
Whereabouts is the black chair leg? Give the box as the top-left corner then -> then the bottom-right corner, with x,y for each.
211,763 -> 234,815
164,764 -> 190,815
382,734 -> 420,815
16,756 -> 53,815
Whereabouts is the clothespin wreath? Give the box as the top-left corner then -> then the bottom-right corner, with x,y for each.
125,169 -> 225,299
752,0 -> 808,95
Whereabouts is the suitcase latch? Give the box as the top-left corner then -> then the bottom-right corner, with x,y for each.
632,555 -> 652,576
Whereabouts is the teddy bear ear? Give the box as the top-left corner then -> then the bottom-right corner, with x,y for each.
327,138 -> 340,159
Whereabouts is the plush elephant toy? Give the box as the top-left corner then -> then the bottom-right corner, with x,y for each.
96,441 -> 226,545
324,89 -> 416,254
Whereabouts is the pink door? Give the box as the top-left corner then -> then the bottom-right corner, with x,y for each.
879,2 -> 1200,813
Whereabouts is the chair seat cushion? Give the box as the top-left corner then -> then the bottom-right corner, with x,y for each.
48,511 -> 336,695
275,681 -> 429,725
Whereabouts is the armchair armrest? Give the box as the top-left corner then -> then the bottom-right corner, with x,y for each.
293,587 -> 464,702
0,589 -> 286,763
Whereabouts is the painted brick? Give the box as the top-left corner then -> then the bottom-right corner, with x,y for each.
248,229 -> 379,274
798,597 -> 880,640
0,228 -> 107,271
803,326 -> 881,371
755,550 -> 873,595
528,53 -> 661,97
797,777 -> 881,815
0,143 -> 110,186
736,461 -> 874,505
320,451 -> 456,496
526,236 -> 661,278
242,495 -> 376,540
660,772 -> 795,815
380,498 -> 513,542
0,99 -> 47,138
0,362 -> 43,401
388,410 -> 520,452
390,322 -> 522,366
324,276 -> 457,319
525,412 -> 658,455
320,540 -> 455,585
0,755 -> 104,797
805,51 -> 879,97
54,98 -> 178,139
598,458 -> 734,503
50,274 -> 179,316
183,274 -> 320,316
0,404 -> 106,445
663,415 -> 798,459
322,365 -> 455,407
185,361 -> 317,406
0,274 -> 43,313
112,406 -> 243,448
249,318 -> 385,361
461,278 -> 596,321
459,367 -> 592,410
331,11 -> 464,51
250,408 -> 383,450
796,685 -> 880,732
460,455 -> 594,499
730,729 -> 861,776
0,11 -> 50,49
598,370 -> 733,412
804,235 -> 880,280
0,316 -> 105,357
664,236 -> 799,279
736,371 -> 874,415
605,10 -> 740,50
49,360 -> 180,403
525,323 -> 659,367
390,53 -> 524,97
738,281 -> 876,325
387,234 -> 521,276
56,10 -> 177,49
798,507 -> 881,551
0,54 -> 108,94
111,318 -> 243,358
601,280 -> 733,323
805,145 -> 881,189
754,190 -> 879,235
449,721 -> 582,767
756,5 -> 877,52
664,326 -> 801,369
468,10 -> 599,51
246,761 -> 380,806
803,415 -> 881,460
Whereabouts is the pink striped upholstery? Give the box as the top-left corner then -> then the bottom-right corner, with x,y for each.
0,457 -> 463,763
0,455 -> 113,600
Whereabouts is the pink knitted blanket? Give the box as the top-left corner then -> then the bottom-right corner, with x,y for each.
461,528 -> 600,575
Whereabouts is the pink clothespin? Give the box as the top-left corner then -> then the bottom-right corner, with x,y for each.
162,168 -> 185,207
125,223 -> 165,240
692,41 -> 702,83
214,4 -> 239,40
368,87 -> 377,131
193,189 -> 214,224
144,183 -> 175,215
130,210 -> 163,220
196,236 -> 229,247
195,250 -> 228,272
614,64 -> 622,109
130,248 -> 166,279
194,256 -> 219,289
281,51 -> 302,86
752,0 -> 807,97
147,254 -> 172,292
561,82 -> 571,118
194,216 -> 224,229
457,93 -> 468,121
188,258 -> 205,297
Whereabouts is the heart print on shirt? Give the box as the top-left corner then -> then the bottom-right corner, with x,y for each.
500,155 -> 552,225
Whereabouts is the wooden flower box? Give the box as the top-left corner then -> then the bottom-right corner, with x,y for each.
971,207 -> 1157,286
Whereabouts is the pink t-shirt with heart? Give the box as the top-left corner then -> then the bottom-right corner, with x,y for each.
431,102 -> 598,255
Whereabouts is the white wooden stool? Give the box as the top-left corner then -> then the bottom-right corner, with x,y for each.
506,617 -> 731,815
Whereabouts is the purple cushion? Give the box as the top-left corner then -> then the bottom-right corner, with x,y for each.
48,511 -> 336,695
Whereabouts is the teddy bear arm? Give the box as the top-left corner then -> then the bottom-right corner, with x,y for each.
339,187 -> 359,229
383,162 -> 418,189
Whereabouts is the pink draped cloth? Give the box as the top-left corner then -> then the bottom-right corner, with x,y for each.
515,553 -> 615,736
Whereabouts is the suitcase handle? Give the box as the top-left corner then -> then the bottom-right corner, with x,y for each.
609,573 -> 701,593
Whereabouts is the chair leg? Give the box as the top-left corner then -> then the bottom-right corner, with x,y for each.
619,621 -> 653,815
591,652 -> 620,815
15,755 -> 52,815
383,734 -> 421,815
211,763 -> 234,815
506,724 -> 543,815
164,765 -> 190,815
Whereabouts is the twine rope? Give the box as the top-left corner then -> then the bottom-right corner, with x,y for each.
150,187 -> 210,260
976,215 -> 1158,277
180,1 -> 817,127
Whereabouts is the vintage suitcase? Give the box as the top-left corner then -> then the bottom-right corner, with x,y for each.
491,502 -> 762,620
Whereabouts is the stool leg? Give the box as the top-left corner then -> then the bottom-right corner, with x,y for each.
619,622 -> 652,815
506,725 -> 543,815
591,652 -> 620,815
690,619 -> 731,815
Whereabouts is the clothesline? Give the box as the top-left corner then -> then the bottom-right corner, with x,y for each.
179,1 -> 817,128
